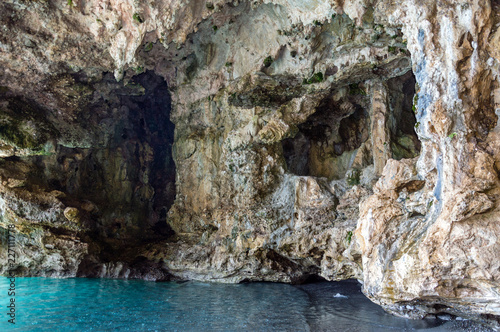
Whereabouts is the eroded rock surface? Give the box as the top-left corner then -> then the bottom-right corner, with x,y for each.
0,0 -> 499,329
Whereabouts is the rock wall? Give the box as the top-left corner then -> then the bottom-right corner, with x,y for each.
355,0 -> 500,326
0,0 -> 499,328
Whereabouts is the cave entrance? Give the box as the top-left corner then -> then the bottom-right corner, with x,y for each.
123,71 -> 177,237
282,71 -> 420,181
282,95 -> 370,180
62,70 -> 177,239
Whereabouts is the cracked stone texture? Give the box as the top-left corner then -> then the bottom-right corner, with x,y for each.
0,0 -> 499,329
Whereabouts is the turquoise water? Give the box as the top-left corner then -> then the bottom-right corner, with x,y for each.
0,278 -> 492,331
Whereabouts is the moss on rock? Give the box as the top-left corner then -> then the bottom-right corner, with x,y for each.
0,98 -> 59,153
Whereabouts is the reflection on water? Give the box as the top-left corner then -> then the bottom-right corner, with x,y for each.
0,278 -> 493,331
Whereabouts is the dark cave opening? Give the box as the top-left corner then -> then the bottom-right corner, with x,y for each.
386,71 -> 421,160
282,71 -> 420,180
282,86 -> 370,180
120,71 -> 177,237
0,69 -> 179,276
296,273 -> 328,285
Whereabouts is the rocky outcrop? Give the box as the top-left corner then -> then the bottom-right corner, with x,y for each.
0,0 -> 499,329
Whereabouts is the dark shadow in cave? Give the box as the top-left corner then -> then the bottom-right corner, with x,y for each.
121,71 -> 176,237
282,91 -> 370,180
32,71 -> 177,243
386,71 -> 421,160
282,71 -> 420,180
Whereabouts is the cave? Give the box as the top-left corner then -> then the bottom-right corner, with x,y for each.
84,70 -> 177,240
117,71 -> 177,238
1,1 -> 499,329
0,70 -> 176,248
386,71 -> 421,160
282,71 -> 420,180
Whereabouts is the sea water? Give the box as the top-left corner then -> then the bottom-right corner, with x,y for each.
0,277 -> 493,331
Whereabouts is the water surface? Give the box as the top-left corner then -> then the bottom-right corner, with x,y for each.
0,277 -> 493,331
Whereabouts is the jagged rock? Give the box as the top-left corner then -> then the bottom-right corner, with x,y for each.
63,207 -> 80,223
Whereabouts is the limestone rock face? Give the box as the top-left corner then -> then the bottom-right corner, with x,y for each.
0,0 -> 499,329
355,0 -> 500,327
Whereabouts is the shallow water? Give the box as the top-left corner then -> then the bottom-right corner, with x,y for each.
0,277 -> 493,331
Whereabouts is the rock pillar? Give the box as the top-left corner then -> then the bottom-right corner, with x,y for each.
370,80 -> 391,177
